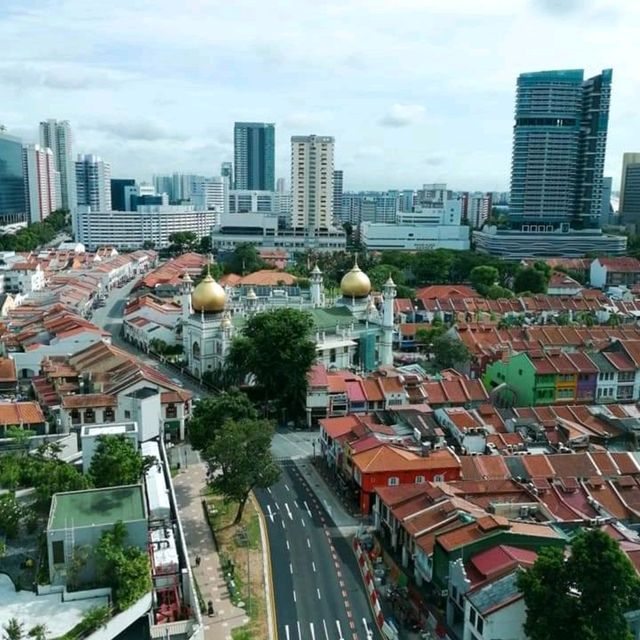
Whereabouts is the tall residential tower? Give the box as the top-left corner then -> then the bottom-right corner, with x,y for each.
23,144 -> 59,223
509,68 -> 612,230
291,135 -> 335,230
39,119 -> 76,212
75,154 -> 112,211
233,122 -> 275,191
0,130 -> 27,224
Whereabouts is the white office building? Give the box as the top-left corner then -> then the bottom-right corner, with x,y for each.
191,177 -> 227,212
211,212 -> 346,255
39,119 -> 76,212
359,198 -> 470,251
75,154 -> 111,211
291,135 -> 335,230
23,144 -> 59,223
228,189 -> 274,214
74,204 -> 217,250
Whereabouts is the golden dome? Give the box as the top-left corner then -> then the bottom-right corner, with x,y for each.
191,273 -> 226,313
340,260 -> 371,298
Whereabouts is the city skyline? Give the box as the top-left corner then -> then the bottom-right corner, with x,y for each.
1,1 -> 639,191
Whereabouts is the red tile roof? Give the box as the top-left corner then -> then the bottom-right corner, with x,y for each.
319,415 -> 361,439
353,445 -> 460,474
597,257 -> 640,272
61,394 -> 117,409
0,402 -> 45,426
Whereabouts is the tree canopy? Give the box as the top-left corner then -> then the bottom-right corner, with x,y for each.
431,335 -> 470,370
514,265 -> 549,294
224,242 -> 266,275
227,308 -> 316,420
168,231 -> 198,254
517,529 -> 640,640
89,435 -> 153,488
469,265 -> 498,295
188,388 -> 257,452
204,418 -> 280,523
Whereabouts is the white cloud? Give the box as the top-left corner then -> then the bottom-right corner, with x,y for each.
379,104 -> 426,128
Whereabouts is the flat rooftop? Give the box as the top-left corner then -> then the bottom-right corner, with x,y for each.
49,485 -> 145,530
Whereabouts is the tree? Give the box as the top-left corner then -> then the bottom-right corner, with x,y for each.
431,336 -> 470,370
415,326 -> 446,351
97,522 -> 151,611
367,264 -> 405,292
199,235 -> 212,254
469,265 -> 499,295
514,267 -> 548,294
227,308 -> 316,420
0,494 -> 22,539
142,240 -> 156,250
89,435 -> 153,488
27,625 -> 47,640
2,619 -> 24,640
413,250 -> 453,285
188,389 -> 257,452
225,243 -> 265,275
205,418 -> 280,523
518,529 -> 640,640
168,231 -> 197,254
486,284 -> 514,300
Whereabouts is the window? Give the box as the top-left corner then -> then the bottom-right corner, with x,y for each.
469,608 -> 476,625
103,407 -> 115,423
166,404 -> 177,419
52,540 -> 65,565
84,408 -> 96,424
415,475 -> 425,484
124,409 -> 131,419
434,474 -> 444,483
70,409 -> 81,425
477,616 -> 484,634
388,477 -> 399,486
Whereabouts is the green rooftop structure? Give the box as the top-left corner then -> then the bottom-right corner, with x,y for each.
47,485 -> 148,585
48,485 -> 146,530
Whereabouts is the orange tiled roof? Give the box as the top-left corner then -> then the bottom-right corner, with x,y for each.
61,394 -> 117,409
0,401 -> 45,425
352,445 -> 460,474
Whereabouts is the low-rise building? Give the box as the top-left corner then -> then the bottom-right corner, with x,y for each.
590,257 -> 640,289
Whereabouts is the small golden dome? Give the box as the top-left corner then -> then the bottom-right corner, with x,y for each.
340,260 -> 371,298
191,273 -> 226,313
221,312 -> 232,328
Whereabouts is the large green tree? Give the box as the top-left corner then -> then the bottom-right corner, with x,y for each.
224,243 -> 266,275
514,266 -> 548,294
204,418 -> 280,523
168,231 -> 198,254
188,389 -> 257,452
228,308 -> 316,420
518,529 -> 640,640
469,265 -> 499,295
431,335 -> 470,370
89,435 -> 153,488
413,249 -> 453,284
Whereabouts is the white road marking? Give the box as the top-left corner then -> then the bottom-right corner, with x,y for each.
286,540 -> 290,550
285,625 -> 290,640
281,519 -> 286,529
312,561 -> 316,572
285,483 -> 290,492
323,619 -> 330,640
266,505 -> 275,523
301,518 -> 306,527
310,622 -> 316,640
294,499 -> 299,509
317,587 -> 322,600
267,487 -> 272,495
293,590 -> 296,602
290,563 -> 293,574
363,618 -> 373,639
307,538 -> 311,548
285,502 -> 293,520
304,500 -> 313,517
297,621 -> 302,640
336,620 -> 344,640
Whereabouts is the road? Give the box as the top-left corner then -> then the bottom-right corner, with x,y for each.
255,461 -> 380,640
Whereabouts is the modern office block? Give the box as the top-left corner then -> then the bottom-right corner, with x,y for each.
23,144 -> 59,223
191,177 -> 227,212
0,131 -> 27,224
291,135 -> 335,230
75,154 -> 112,211
234,122 -> 275,191
620,153 -> 640,224
39,119 -> 76,212
111,178 -> 136,211
509,69 -> 612,230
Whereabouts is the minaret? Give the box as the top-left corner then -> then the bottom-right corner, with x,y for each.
181,272 -> 193,322
380,275 -> 396,366
310,263 -> 323,307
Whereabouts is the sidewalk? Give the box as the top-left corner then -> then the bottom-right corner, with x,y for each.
172,461 -> 248,640
294,458 -> 362,533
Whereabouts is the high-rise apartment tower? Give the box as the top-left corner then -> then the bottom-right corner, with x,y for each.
234,122 -> 275,191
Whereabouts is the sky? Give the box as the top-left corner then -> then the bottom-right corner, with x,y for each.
1,0 -> 638,192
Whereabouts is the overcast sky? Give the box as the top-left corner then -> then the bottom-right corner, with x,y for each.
1,0 -> 638,192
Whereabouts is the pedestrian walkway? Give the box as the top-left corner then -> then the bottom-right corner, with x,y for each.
172,462 -> 248,640
294,458 -> 363,533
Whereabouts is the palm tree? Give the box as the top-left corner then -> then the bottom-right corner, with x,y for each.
2,618 -> 24,640
28,625 -> 47,640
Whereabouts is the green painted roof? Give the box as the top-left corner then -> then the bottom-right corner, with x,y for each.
49,485 -> 145,530
309,306 -> 354,331
587,351 -> 615,373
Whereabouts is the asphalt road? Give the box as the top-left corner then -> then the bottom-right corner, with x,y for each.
255,461 -> 380,640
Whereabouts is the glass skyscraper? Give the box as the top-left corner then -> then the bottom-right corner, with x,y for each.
509,68 -> 612,230
0,131 -> 27,224
233,122 -> 275,191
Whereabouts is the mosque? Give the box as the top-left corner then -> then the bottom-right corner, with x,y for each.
180,258 -> 396,380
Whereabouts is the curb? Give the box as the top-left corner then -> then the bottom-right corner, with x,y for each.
251,492 -> 277,640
